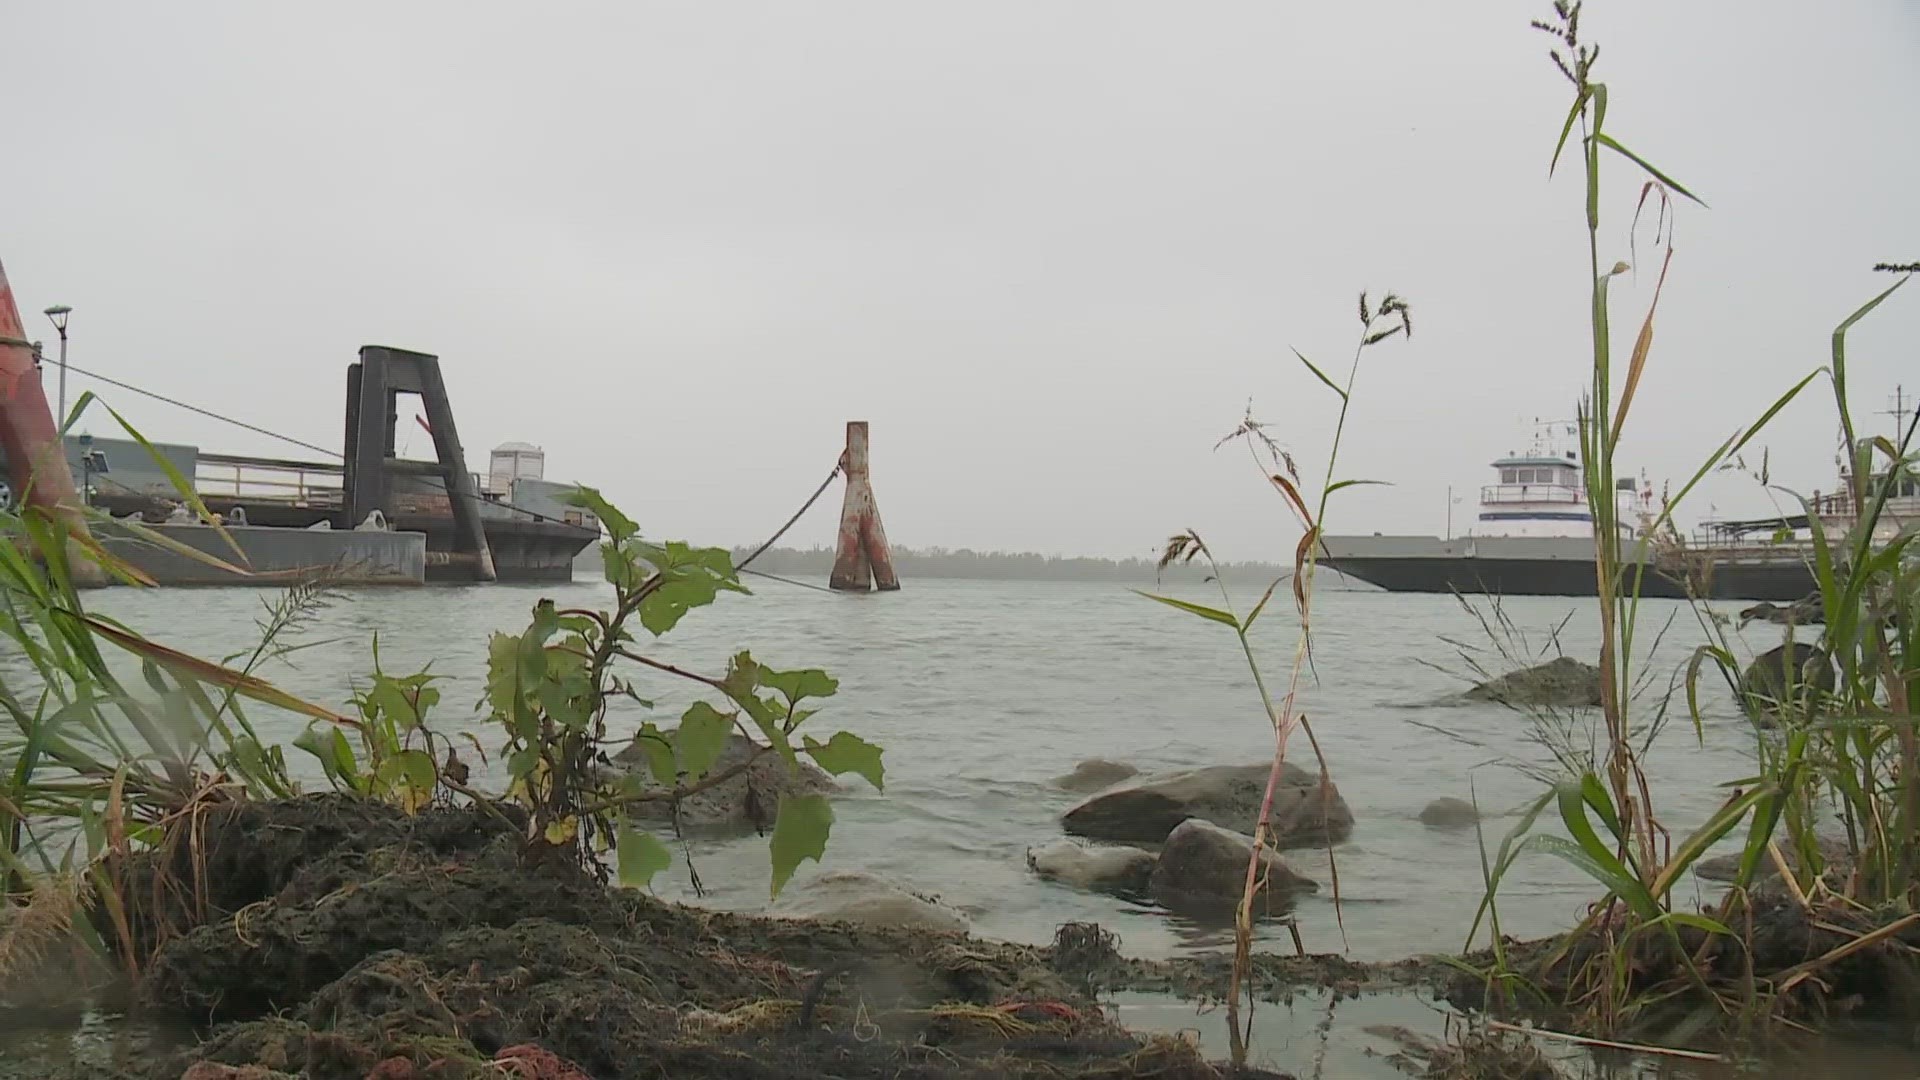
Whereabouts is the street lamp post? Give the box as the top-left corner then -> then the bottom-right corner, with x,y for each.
43,305 -> 71,429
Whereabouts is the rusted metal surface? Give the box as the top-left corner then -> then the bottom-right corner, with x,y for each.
0,257 -> 102,584
828,421 -> 900,592
424,550 -> 481,568
346,347 -> 496,582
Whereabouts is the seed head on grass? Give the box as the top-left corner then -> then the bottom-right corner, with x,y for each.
1155,532 -> 1208,578
1533,0 -> 1597,90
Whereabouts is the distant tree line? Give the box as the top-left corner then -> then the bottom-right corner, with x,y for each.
573,541 -> 1377,588
719,545 -> 1302,587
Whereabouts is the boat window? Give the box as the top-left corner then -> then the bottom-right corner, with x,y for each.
1501,469 -> 1518,483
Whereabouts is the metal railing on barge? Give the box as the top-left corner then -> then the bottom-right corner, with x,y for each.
195,453 -> 344,508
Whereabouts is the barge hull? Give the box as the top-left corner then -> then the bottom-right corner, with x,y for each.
1321,535 -> 1816,602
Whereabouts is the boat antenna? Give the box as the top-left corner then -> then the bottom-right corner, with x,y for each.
1884,385 -> 1912,440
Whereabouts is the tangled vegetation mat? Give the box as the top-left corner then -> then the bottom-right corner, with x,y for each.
117,795 -> 1297,1080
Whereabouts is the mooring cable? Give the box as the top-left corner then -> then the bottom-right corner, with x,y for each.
737,463 -> 842,570
54,358 -> 342,459
738,566 -> 837,593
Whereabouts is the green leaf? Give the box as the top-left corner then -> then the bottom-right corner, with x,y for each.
485,632 -> 525,719
1593,133 -> 1706,207
1552,779 -> 1657,920
803,732 -> 885,791
631,723 -> 676,786
375,748 -> 437,812
507,747 -> 542,780
1549,84 -> 1591,175
102,402 -> 252,569
1242,578 -> 1282,631
760,667 -> 839,705
293,726 -> 338,781
60,389 -> 97,435
616,825 -> 673,888
722,651 -> 764,699
769,794 -> 834,899
397,748 -> 435,796
676,701 -> 734,782
366,676 -> 419,730
602,542 -> 644,590
294,724 -> 360,788
1528,834 -> 1645,913
1648,781 -> 1778,900
1646,369 -> 1821,535
562,486 -> 638,543
638,574 -> 724,636
1133,591 -> 1238,629
1292,347 -> 1347,402
330,728 -> 360,786
1325,479 -> 1390,496
1577,772 -> 1624,840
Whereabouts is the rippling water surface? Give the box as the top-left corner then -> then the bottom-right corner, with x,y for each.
86,575 -> 1780,967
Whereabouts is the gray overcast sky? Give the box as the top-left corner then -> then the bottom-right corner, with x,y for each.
6,1 -> 1916,560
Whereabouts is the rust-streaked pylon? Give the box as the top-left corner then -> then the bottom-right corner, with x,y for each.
828,421 -> 899,592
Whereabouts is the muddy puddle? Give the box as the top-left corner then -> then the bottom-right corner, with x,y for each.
0,1008 -> 190,1080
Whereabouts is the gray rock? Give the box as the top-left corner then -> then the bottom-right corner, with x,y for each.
1051,759 -> 1140,793
611,730 -> 839,830
1025,839 -> 1156,894
1464,656 -> 1603,708
1739,593 -> 1826,627
1061,762 -> 1352,848
1738,642 -> 1836,718
1696,835 -> 1850,884
1418,797 -> 1479,831
1147,819 -> 1316,920
770,870 -> 970,933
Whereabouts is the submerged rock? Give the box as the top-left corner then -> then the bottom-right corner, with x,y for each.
1147,819 -> 1316,920
770,870 -> 970,934
1060,763 -> 1352,848
1696,835 -> 1851,884
611,730 -> 839,830
1738,642 -> 1836,718
1025,839 -> 1156,894
1418,797 -> 1479,831
1464,656 -> 1603,708
1739,593 -> 1827,627
1050,759 -> 1140,793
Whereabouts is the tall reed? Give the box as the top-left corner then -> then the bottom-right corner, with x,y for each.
1465,1 -> 1914,1038
1143,293 -> 1411,1060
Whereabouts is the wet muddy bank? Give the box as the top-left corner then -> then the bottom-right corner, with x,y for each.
16,793 -> 1920,1078
84,794 -> 1410,1079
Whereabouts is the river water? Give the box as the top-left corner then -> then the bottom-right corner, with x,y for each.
90,576 -> 1771,960
66,576 -> 1837,1075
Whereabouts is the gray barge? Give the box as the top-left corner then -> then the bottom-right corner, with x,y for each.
13,346 -> 598,586
1319,421 -> 1824,602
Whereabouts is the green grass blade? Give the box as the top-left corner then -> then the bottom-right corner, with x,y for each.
1241,577 -> 1282,631
1550,85 -> 1592,176
1292,348 -> 1348,402
1649,782 -> 1778,900
1648,370 -> 1821,534
1133,590 -> 1238,629
1325,479 -> 1390,496
101,402 -> 251,569
1593,133 -> 1707,207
